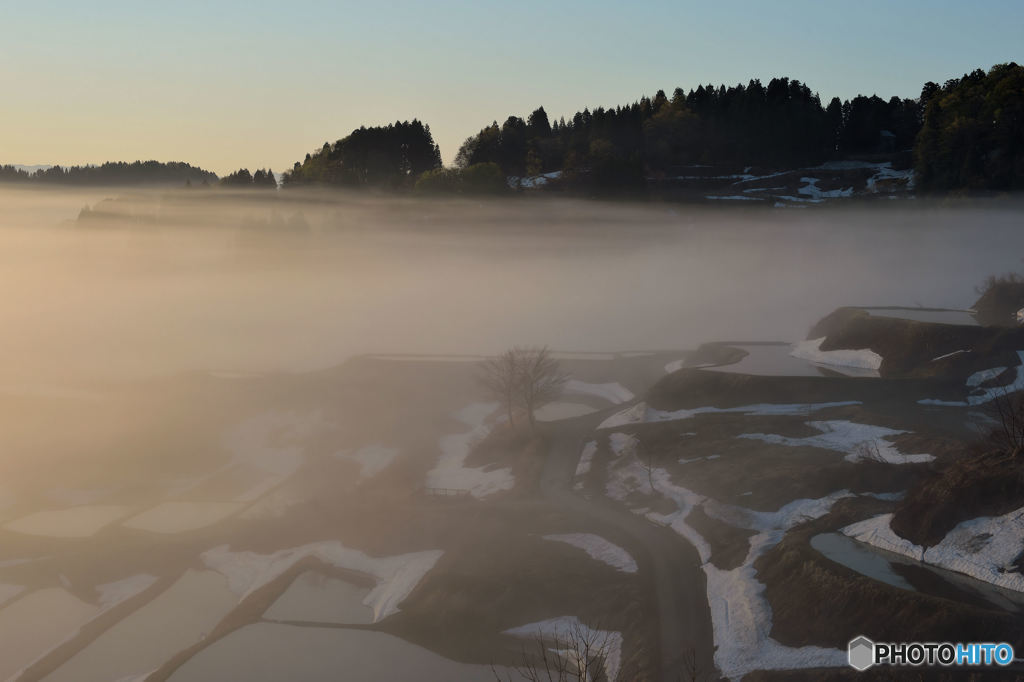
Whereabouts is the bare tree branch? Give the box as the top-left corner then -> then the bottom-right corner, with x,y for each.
479,346 -> 568,430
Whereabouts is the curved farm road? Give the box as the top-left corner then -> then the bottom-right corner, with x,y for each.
538,411 -> 715,681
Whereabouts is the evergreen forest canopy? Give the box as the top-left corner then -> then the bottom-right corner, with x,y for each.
281,120 -> 442,189
220,168 -> 278,188
1,63 -> 1020,195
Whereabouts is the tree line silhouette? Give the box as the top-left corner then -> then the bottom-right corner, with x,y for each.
281,120 -> 442,189
0,161 -> 217,186
220,168 -> 278,188
1,63 -> 1020,195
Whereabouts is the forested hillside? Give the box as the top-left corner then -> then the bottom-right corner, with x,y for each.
3,64 -> 1020,197
455,79 -> 920,185
915,63 -> 1024,192
282,120 -> 441,189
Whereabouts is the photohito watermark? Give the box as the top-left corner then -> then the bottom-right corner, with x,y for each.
848,636 -> 1015,671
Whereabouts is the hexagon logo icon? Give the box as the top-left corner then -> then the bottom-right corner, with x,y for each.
848,636 -> 875,671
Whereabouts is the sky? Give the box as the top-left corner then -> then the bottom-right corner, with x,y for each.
0,0 -> 1021,176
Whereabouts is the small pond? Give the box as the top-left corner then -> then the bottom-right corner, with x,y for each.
812,532 -> 1024,612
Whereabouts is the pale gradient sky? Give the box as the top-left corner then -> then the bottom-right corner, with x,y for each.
0,0 -> 1020,176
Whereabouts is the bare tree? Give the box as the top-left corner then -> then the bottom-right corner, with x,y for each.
638,440 -> 657,493
517,346 -> 569,429
983,388 -> 1024,456
480,349 -> 522,426
850,439 -> 888,463
493,620 -> 617,682
479,346 -> 568,430
677,646 -> 708,682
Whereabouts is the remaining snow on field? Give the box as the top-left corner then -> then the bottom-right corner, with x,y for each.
5,505 -> 134,538
95,574 -> 158,609
844,510 -> 1024,592
604,442 -> 851,679
964,356 -> 1024,404
573,441 -> 598,489
664,359 -> 686,373
564,379 -> 634,404
543,534 -> 638,573
739,420 -> 935,464
864,163 -> 915,192
426,402 -> 514,498
918,398 -> 970,407
842,514 -> 924,560
920,353 -> 1024,406
334,444 -> 399,480
706,195 -> 761,201
202,542 -> 443,622
598,400 -> 859,429
607,432 -> 638,458
790,337 -> 882,371
509,171 -> 563,189
933,349 -> 969,362
704,491 -> 854,535
798,177 -> 853,200
504,616 -> 623,681
704,533 -> 847,679
967,367 -> 1008,387
685,490 -> 851,678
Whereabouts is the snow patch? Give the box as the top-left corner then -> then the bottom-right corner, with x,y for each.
706,195 -> 761,201
598,400 -> 860,429
509,171 -> 562,189
798,177 -> 853,200
932,350 -> 969,362
573,441 -> 597,489
965,353 -> 1024,404
967,367 -> 1008,387
544,534 -> 638,573
425,402 -> 514,498
604,440 -> 852,679
790,337 -> 882,371
607,433 -> 638,458
739,420 -> 934,464
202,543 -> 443,622
95,574 -> 158,609
845,510 -> 1024,592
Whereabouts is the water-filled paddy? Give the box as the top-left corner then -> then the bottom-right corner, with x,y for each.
5,505 -> 134,538
167,624 -> 519,681
43,569 -> 238,682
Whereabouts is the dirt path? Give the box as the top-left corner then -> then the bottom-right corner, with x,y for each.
538,410 -> 715,681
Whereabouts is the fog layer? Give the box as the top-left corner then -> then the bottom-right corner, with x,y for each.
1,186 -> 1020,385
